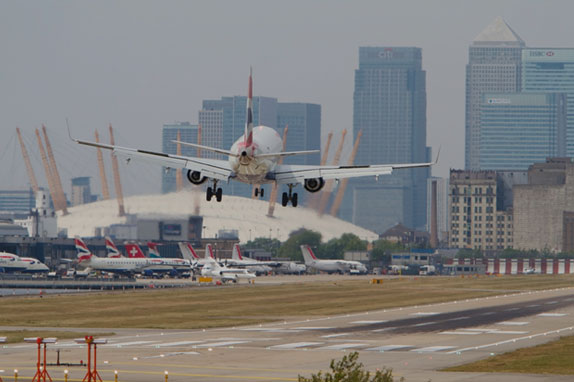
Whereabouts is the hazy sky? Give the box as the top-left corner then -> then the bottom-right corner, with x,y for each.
1,0 -> 573,197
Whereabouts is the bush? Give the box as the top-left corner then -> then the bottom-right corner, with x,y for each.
298,352 -> 404,382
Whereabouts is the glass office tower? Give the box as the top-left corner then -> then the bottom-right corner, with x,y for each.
161,122 -> 199,194
345,46 -> 430,233
465,17 -> 525,170
523,48 -> 574,156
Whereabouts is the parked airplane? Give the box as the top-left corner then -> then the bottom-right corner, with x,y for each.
200,258 -> 256,283
124,243 -> 191,272
226,244 -> 306,274
222,244 -> 272,275
177,242 -> 211,269
71,71 -> 437,206
0,252 -> 49,273
300,245 -> 368,274
75,237 -> 149,274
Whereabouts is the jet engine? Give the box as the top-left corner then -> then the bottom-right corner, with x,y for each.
304,177 -> 325,193
187,170 -> 207,185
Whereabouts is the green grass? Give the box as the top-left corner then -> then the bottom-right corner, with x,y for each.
444,335 -> 574,375
0,275 -> 572,329
0,330 -> 115,344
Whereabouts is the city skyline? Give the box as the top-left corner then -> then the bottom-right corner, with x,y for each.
2,1 -> 574,199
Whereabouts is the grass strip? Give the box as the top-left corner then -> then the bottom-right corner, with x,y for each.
444,335 -> 574,375
0,275 -> 572,330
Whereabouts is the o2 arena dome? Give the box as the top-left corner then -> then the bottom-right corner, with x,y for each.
58,190 -> 378,242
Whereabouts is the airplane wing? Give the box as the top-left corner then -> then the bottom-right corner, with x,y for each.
273,161 -> 432,184
73,138 -> 232,181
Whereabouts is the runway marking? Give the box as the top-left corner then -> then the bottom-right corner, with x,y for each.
440,331 -> 481,335
414,321 -> 436,327
365,345 -> 413,352
318,343 -> 367,350
455,328 -> 528,334
505,308 -> 519,311
413,346 -> 456,352
240,328 -> 298,333
447,316 -> 470,321
410,312 -> 439,316
150,341 -> 204,348
527,304 -> 540,307
498,321 -> 529,326
350,320 -> 387,324
372,327 -> 396,333
480,312 -> 495,316
538,313 -> 567,317
143,351 -> 200,358
103,340 -> 158,347
196,341 -> 249,348
270,342 -> 323,349
292,327 -> 333,330
447,325 -> 574,354
489,330 -> 529,334
321,333 -> 350,338
546,301 -> 558,304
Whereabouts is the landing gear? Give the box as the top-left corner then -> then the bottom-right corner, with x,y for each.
206,181 -> 223,202
281,184 -> 298,207
254,187 -> 264,198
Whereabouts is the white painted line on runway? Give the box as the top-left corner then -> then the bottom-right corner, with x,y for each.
546,301 -> 558,305
240,328 -> 299,333
538,313 -> 567,317
489,330 -> 529,335
413,346 -> 456,352
321,333 -> 350,338
292,327 -> 333,330
440,331 -> 480,335
104,341 -> 158,347
150,341 -> 204,348
505,308 -> 519,311
372,327 -> 396,333
447,316 -> 470,321
318,343 -> 368,350
447,325 -> 574,354
196,341 -> 249,348
527,304 -> 540,308
480,312 -> 495,316
365,345 -> 413,352
270,342 -> 323,349
351,320 -> 387,324
414,321 -> 436,327
410,312 -> 439,316
498,321 -> 529,326
143,351 -> 200,358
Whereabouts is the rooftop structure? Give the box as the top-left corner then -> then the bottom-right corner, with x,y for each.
57,191 -> 378,243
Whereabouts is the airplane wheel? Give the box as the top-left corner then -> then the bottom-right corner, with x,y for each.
281,192 -> 289,207
216,187 -> 223,202
260,188 -> 264,197
291,193 -> 298,207
206,187 -> 213,201
254,188 -> 259,197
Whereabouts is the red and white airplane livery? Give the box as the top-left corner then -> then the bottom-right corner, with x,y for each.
71,70 -> 437,206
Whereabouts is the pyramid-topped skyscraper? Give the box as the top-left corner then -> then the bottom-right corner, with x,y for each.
465,17 -> 526,170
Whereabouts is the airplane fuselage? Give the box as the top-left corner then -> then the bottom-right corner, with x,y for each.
229,125 -> 282,184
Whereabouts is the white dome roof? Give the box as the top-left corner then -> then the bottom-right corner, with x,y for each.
58,190 -> 378,243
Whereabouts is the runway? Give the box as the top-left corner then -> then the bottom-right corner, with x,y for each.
2,286 -> 574,381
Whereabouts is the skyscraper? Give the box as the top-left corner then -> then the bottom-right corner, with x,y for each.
161,122 -> 198,194
522,48 -> 574,156
479,92 -> 566,170
465,17 -> 525,170
347,47 -> 430,233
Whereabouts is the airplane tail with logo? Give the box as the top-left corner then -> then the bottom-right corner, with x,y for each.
147,242 -> 161,258
105,236 -> 122,258
75,237 -> 93,262
300,245 -> 317,265
244,68 -> 254,148
205,243 -> 216,260
125,243 -> 146,258
232,244 -> 243,260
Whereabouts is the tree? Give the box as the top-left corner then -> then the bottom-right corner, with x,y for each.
244,237 -> 281,257
370,239 -> 405,264
298,352 -> 403,382
278,229 -> 322,261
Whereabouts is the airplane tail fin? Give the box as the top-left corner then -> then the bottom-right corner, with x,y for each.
205,244 -> 216,260
75,237 -> 93,262
125,243 -> 146,258
105,236 -> 122,258
300,245 -> 317,264
147,242 -> 161,258
232,244 -> 243,260
244,68 -> 254,147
